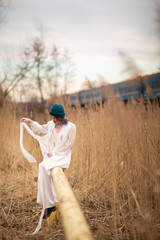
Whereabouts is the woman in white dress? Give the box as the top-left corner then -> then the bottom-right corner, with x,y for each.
20,104 -> 76,232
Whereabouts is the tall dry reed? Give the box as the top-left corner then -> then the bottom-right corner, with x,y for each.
0,99 -> 160,239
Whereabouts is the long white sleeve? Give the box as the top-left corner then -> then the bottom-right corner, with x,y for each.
30,121 -> 49,134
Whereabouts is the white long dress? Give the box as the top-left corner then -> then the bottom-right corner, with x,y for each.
20,120 -> 76,234
30,120 -> 76,208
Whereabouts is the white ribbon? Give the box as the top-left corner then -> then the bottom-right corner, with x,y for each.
20,122 -> 37,162
20,122 -> 45,234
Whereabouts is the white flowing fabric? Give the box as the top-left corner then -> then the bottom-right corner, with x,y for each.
20,120 -> 76,234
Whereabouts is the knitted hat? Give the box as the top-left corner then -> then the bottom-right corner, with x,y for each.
49,104 -> 65,118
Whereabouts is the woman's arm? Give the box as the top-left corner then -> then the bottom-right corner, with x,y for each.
20,117 -> 33,123
20,117 -> 49,134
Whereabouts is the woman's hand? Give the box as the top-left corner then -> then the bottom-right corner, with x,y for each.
47,152 -> 53,158
20,117 -> 33,123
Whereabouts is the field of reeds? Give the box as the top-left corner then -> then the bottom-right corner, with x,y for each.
0,99 -> 160,240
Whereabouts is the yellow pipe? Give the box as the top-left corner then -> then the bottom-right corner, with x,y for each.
52,167 -> 93,240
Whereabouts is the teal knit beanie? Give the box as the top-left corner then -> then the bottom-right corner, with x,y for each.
49,104 -> 65,118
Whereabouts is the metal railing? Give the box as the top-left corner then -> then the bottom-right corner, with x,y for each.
52,167 -> 93,240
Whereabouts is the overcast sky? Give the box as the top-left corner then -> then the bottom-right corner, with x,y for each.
0,0 -> 159,93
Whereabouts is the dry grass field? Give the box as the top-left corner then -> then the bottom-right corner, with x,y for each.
0,99 -> 160,240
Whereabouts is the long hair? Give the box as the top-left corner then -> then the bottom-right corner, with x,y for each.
56,117 -> 69,125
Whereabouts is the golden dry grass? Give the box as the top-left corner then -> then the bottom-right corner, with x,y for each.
0,99 -> 160,240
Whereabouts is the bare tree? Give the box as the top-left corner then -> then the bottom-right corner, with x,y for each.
96,75 -> 109,87
83,76 -> 96,89
31,36 -> 46,103
82,75 -> 108,90
46,44 -> 61,96
0,21 -> 74,103
118,50 -> 143,79
23,24 -> 48,104
0,52 -> 33,100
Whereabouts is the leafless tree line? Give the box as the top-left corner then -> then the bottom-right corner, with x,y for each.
0,24 -> 75,103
